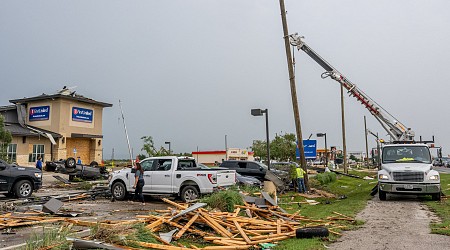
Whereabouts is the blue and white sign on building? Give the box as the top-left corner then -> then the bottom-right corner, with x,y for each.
296,139 -> 317,160
29,106 -> 50,121
72,107 -> 93,123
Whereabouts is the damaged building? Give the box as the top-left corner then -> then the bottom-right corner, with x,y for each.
0,87 -> 112,166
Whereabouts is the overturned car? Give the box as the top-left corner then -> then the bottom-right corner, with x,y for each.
45,157 -> 109,181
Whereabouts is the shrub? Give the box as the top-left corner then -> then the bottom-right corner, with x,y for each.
201,189 -> 244,212
315,172 -> 337,185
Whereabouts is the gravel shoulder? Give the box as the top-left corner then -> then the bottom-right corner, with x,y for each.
330,195 -> 450,250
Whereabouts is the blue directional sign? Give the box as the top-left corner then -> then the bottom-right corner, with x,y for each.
296,139 -> 317,160
29,106 -> 50,121
72,107 -> 93,123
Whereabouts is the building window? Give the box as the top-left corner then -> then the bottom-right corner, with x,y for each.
29,144 -> 44,162
7,144 -> 17,162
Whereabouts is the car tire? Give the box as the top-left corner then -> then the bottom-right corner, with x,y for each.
111,182 -> 127,201
432,192 -> 441,201
14,180 -> 33,198
90,161 -> 99,167
66,157 -> 76,168
180,185 -> 199,203
379,189 -> 387,201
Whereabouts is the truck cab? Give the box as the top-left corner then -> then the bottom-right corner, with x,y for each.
378,144 -> 441,201
109,156 -> 236,202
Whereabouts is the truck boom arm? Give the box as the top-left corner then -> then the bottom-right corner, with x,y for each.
289,34 -> 414,141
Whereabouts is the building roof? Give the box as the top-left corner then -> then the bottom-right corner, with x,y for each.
0,105 -> 16,112
5,123 -> 62,138
10,92 -> 113,108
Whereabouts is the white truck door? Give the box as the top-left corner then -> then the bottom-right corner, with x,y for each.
149,158 -> 173,193
139,159 -> 154,192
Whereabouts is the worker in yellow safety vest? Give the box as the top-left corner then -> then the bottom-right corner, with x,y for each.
296,166 -> 307,193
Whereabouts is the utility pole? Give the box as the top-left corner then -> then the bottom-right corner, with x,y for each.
340,84 -> 348,173
364,116 -> 369,168
279,0 -> 308,186
225,135 -> 228,160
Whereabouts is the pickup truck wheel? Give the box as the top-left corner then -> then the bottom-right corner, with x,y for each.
14,180 -> 33,198
432,192 -> 441,201
379,189 -> 387,201
112,182 -> 127,201
181,186 -> 199,203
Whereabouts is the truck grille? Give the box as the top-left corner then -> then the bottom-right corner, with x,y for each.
392,172 -> 424,182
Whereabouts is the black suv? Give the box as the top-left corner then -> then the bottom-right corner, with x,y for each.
219,160 -> 268,181
0,159 -> 42,198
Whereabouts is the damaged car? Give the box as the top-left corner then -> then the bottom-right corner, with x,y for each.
46,157 -> 109,181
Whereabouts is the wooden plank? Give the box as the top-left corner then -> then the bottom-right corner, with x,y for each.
276,219 -> 282,234
203,245 -> 252,250
232,220 -> 252,244
200,212 -> 233,238
173,213 -> 199,239
135,241 -> 195,250
146,218 -> 164,231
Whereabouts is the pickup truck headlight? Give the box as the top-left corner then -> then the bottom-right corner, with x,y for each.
429,175 -> 440,181
378,174 -> 389,180
35,173 -> 42,178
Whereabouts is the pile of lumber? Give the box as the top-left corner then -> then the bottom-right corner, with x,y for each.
1,197 -> 356,249
0,211 -> 65,230
132,198 -> 352,249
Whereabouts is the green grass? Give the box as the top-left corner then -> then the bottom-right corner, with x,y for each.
275,173 -> 375,249
425,173 -> 450,235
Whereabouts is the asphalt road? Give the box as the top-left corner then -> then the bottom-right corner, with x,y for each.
434,166 -> 450,174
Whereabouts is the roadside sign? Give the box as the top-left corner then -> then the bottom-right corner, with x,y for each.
296,140 -> 317,160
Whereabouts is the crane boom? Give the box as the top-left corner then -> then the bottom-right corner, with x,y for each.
289,34 -> 414,142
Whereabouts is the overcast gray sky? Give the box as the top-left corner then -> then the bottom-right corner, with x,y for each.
1,1 -> 449,159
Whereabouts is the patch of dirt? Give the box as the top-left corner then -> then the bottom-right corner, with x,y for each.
330,195 -> 450,249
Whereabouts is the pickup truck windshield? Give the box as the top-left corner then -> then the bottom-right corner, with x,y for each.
382,146 -> 431,164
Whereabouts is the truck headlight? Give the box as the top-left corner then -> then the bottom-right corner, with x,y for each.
378,174 -> 389,180
429,175 -> 439,181
35,173 -> 42,178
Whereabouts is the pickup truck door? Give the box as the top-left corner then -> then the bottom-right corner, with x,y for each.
149,158 -> 174,193
0,161 -> 10,192
139,159 -> 154,192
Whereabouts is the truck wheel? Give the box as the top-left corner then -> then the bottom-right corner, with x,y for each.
181,186 -> 199,203
14,180 -> 33,198
66,157 -> 76,168
90,161 -> 99,167
111,182 -> 127,201
432,192 -> 441,201
379,189 -> 387,201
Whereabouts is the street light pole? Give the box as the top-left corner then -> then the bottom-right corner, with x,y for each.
251,108 -> 271,170
317,133 -> 327,168
264,109 -> 270,170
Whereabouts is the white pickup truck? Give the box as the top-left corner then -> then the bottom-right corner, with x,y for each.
109,156 -> 236,202
378,144 -> 441,201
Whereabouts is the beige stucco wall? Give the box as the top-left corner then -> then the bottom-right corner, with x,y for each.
194,153 -> 227,165
10,136 -> 53,167
24,97 -> 106,163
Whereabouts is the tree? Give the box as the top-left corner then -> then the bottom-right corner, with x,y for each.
0,116 -> 12,161
141,136 -> 157,157
270,133 -> 296,161
252,140 -> 267,161
252,133 -> 297,162
141,136 -> 171,157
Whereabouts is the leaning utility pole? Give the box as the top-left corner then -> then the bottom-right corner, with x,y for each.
340,84 -> 348,173
279,0 -> 308,186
